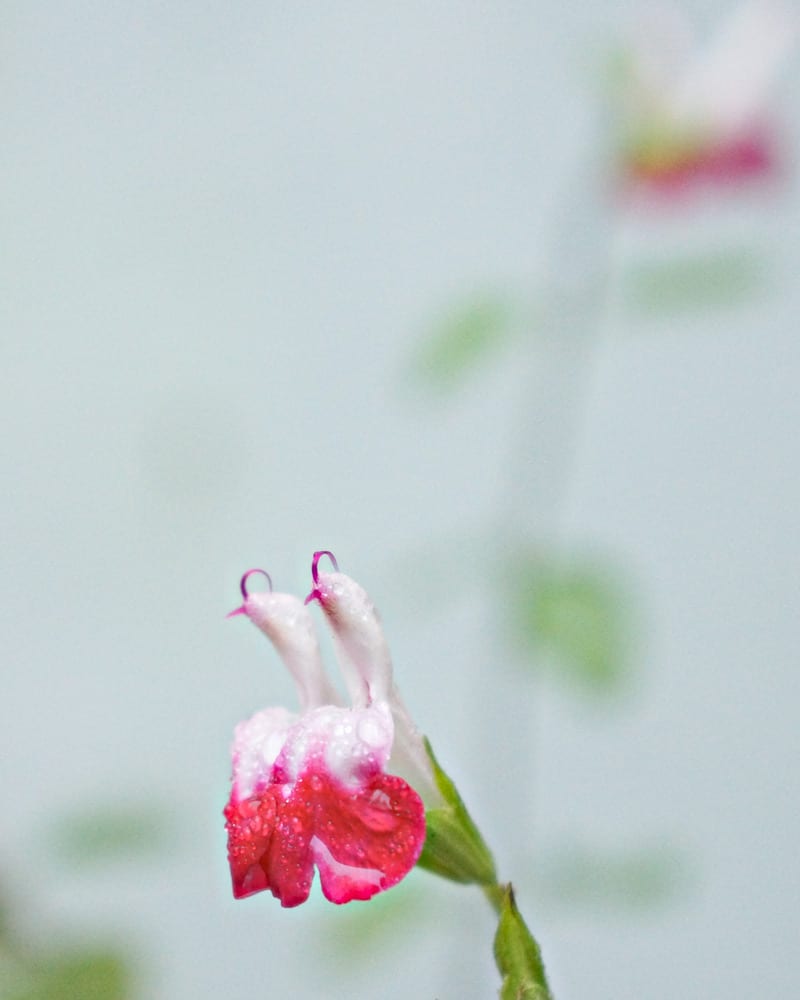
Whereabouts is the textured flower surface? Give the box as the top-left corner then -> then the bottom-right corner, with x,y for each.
223,553 -> 432,907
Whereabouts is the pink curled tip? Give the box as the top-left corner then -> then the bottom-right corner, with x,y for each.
240,568 -> 273,599
227,569 -> 272,619
311,550 -> 339,584
305,550 -> 339,605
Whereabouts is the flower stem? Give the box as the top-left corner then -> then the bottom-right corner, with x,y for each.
482,881 -> 506,915
419,739 -> 554,997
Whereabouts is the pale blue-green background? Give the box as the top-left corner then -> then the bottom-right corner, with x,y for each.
2,3 -> 799,998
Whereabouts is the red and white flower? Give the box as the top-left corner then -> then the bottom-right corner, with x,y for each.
224,553 -> 435,907
616,1 -> 797,196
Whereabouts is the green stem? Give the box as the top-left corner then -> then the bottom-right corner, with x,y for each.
482,882 -> 505,915
419,739 -> 554,997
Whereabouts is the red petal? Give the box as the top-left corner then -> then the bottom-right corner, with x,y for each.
224,765 -> 425,907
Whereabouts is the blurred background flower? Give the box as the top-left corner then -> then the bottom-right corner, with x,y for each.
2,3 -> 798,998
611,1 -> 797,195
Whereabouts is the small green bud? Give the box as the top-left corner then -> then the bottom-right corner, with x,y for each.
494,885 -> 553,1000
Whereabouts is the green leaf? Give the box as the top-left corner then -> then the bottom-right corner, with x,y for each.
536,841 -> 692,911
624,248 -> 763,316
413,295 -> 516,389
416,738 -> 497,886
494,885 -> 552,1000
51,803 -> 170,867
6,952 -> 128,1000
509,555 -> 630,694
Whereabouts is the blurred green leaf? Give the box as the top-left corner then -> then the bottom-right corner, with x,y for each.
51,803 -> 170,867
494,886 -> 552,1000
413,295 -> 516,388
5,952 -> 128,1000
315,873 -> 425,963
625,248 -> 763,315
0,887 -> 10,943
509,555 -> 630,694
535,842 -> 692,911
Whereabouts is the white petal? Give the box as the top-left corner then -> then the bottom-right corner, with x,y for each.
276,702 -> 394,788
387,686 -> 441,807
313,568 -> 440,804
244,592 -> 340,711
231,706 -> 296,800
313,571 -> 392,707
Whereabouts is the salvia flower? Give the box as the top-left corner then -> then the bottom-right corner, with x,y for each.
615,1 -> 797,196
223,552 -> 436,907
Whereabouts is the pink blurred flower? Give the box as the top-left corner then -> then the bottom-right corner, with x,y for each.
223,553 -> 434,907
616,1 -> 797,196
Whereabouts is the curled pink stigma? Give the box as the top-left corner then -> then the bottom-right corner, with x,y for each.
305,550 -> 339,605
240,568 -> 273,599
311,550 -> 339,584
227,568 -> 273,619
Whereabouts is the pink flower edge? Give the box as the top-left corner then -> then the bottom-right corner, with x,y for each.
225,762 -> 425,907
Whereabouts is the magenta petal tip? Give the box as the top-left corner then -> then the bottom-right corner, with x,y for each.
240,568 -> 273,599
303,587 -> 320,606
311,550 -> 339,585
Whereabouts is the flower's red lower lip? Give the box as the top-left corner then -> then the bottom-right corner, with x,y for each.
225,763 -> 425,907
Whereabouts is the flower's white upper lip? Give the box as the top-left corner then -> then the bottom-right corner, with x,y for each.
310,570 -> 392,707
243,591 -> 340,712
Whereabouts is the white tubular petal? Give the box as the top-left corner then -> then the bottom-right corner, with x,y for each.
312,567 -> 441,805
244,592 -> 340,712
277,702 -> 395,787
313,571 -> 392,707
231,706 -> 296,800
387,685 -> 441,808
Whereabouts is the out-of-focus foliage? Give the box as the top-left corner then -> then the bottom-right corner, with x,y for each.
412,295 -> 518,389
507,553 -> 631,694
2,951 -> 128,1000
624,248 -> 765,315
0,800 -> 160,999
50,803 -> 171,867
535,841 -> 692,911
